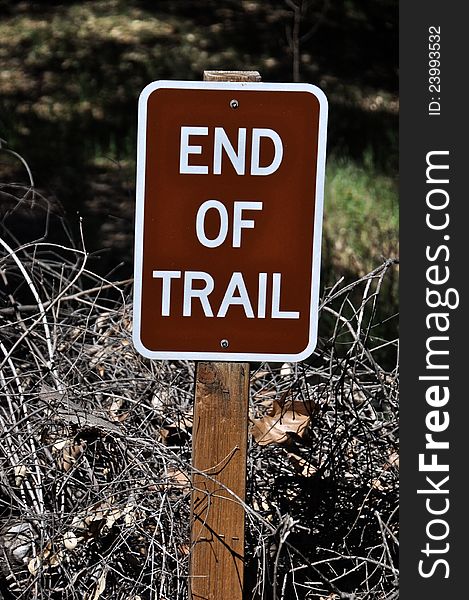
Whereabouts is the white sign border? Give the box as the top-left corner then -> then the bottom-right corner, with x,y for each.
133,80 -> 328,362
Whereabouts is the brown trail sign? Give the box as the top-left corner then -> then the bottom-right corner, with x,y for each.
133,70 -> 328,599
133,73 -> 328,362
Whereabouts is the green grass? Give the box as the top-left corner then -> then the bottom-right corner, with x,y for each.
323,154 -> 398,278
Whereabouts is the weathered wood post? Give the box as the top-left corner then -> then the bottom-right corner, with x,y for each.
189,70 -> 261,600
190,361 -> 249,600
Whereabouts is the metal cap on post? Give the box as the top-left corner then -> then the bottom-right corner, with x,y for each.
203,70 -> 261,82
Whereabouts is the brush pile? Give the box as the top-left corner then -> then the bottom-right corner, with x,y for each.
0,180 -> 398,599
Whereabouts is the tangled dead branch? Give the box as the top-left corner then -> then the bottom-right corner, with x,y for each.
0,175 -> 398,599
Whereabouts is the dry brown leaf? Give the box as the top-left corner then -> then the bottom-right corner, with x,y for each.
165,467 -> 191,492
252,497 -> 270,512
53,439 -> 69,451
52,438 -> 82,472
63,531 -> 79,551
124,509 -> 137,527
388,451 -> 399,469
28,541 -> 65,573
28,556 -> 41,576
255,394 -> 277,406
14,464 -> 28,487
67,498 -> 137,538
62,441 -> 84,472
251,369 -> 269,381
108,398 -> 123,421
87,570 -> 107,600
280,363 -> 293,377
159,427 -> 170,442
47,551 -> 63,568
372,478 -> 385,491
286,452 -> 318,477
178,544 -> 190,556
105,507 -> 125,529
251,396 -> 316,446
159,417 -> 192,445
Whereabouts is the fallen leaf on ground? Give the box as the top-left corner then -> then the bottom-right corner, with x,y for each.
286,452 -> 318,477
164,467 -> 191,492
87,570 -> 107,600
372,478 -> 385,491
251,395 -> 316,446
388,451 -> 399,469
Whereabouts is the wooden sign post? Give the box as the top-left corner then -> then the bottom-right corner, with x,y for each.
132,69 -> 328,599
190,360 -> 249,599
188,70 -> 258,600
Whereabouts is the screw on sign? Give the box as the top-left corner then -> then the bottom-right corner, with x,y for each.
133,79 -> 328,362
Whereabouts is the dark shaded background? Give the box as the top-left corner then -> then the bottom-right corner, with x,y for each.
0,0 -> 397,273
